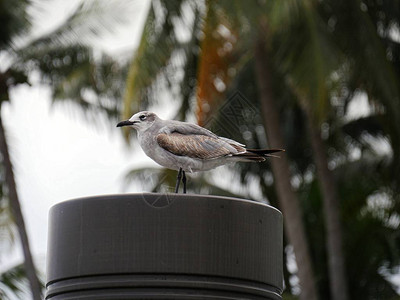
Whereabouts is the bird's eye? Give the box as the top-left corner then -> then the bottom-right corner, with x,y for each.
139,115 -> 146,121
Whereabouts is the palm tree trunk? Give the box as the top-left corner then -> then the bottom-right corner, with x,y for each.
254,39 -> 319,300
0,111 -> 42,300
303,107 -> 349,300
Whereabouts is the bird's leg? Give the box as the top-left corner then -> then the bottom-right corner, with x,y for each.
182,171 -> 187,194
175,168 -> 183,193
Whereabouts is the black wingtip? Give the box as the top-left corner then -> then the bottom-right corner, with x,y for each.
246,148 -> 285,155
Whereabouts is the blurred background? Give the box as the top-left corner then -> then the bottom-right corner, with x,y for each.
0,0 -> 399,299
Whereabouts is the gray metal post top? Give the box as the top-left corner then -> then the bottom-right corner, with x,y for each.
46,193 -> 283,299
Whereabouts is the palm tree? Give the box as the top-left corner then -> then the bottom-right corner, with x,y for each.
208,39 -> 400,298
263,2 -> 350,298
0,1 -> 129,298
120,0 -> 400,299
197,3 -> 322,299
121,1 -> 319,299
0,121 -> 43,299
272,1 -> 400,298
254,39 -> 319,300
1,2 -> 42,298
203,53 -> 400,299
0,263 -> 38,299
222,1 -> 400,299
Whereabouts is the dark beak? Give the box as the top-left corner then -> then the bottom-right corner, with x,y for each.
116,120 -> 135,127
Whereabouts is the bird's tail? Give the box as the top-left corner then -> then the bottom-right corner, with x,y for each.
236,148 -> 285,161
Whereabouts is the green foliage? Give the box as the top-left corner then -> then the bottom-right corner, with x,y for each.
117,0 -> 400,298
18,45 -> 126,119
124,166 -> 249,198
211,58 -> 399,297
122,0 -> 201,124
3,0 -> 131,119
0,0 -> 131,297
0,263 -> 44,300
121,0 -> 206,143
22,1 -> 129,49
271,1 -> 340,124
0,263 -> 28,298
337,159 -> 399,299
0,168 -> 15,254
0,0 -> 30,49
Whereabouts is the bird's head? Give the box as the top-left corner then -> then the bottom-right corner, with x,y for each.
117,111 -> 158,132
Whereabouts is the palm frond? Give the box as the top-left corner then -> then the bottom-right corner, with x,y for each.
0,196 -> 16,254
0,264 -> 27,297
0,0 -> 31,49
174,3 -> 202,121
122,0 -> 202,139
124,165 -> 257,198
4,1 -> 133,122
0,262 -> 44,300
272,1 -> 340,124
122,0 -> 187,119
124,167 -> 178,193
13,45 -> 127,121
331,0 -> 400,139
196,2 -> 237,126
18,0 -> 130,52
297,155 -> 400,299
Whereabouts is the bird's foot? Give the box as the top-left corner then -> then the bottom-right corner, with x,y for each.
175,168 -> 182,193
182,171 -> 186,194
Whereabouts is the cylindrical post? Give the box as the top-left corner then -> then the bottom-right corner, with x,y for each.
46,193 -> 283,299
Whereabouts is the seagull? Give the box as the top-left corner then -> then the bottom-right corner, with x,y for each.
117,111 -> 284,193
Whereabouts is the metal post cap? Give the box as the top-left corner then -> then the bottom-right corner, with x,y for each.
46,193 -> 283,299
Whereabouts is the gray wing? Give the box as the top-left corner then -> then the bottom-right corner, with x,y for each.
159,120 -> 245,147
156,132 -> 245,159
159,120 -> 217,137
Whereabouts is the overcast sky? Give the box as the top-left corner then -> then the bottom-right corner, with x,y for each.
1,0 -> 399,294
0,0 -> 155,274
